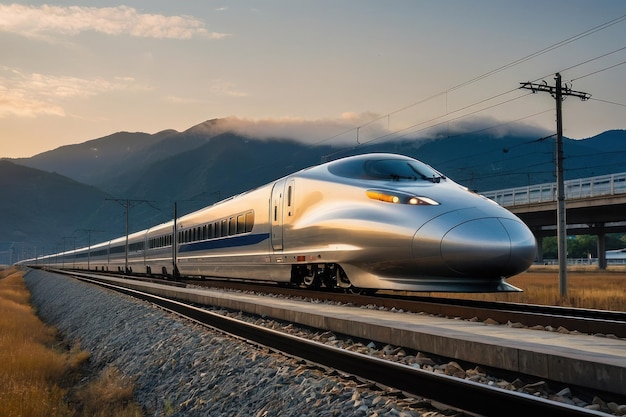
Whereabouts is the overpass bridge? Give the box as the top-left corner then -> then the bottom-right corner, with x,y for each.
482,172 -> 626,268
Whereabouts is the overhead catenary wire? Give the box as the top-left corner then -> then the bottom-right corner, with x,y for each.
571,60 -> 626,82
590,97 -> 626,108
332,14 -> 626,148
146,11 -> 626,216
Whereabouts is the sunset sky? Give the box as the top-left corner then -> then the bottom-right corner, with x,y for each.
1,0 -> 626,158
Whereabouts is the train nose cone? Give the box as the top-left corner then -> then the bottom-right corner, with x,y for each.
441,218 -> 536,277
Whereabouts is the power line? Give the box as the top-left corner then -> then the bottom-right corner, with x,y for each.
559,45 -> 626,77
590,97 -> 626,108
571,60 -> 626,82
358,90 -> 532,147
332,14 -> 626,148
263,15 -> 626,177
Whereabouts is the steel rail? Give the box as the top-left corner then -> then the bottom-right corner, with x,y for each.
186,278 -> 626,338
43,269 -> 626,337
72,274 -> 607,417
375,294 -> 626,338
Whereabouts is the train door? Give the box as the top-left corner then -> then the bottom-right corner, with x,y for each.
271,179 -> 296,252
271,180 -> 285,251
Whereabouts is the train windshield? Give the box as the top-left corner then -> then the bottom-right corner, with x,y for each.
329,157 -> 444,182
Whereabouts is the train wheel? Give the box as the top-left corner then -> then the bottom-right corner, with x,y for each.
303,265 -> 321,288
345,287 -> 376,295
335,265 -> 351,289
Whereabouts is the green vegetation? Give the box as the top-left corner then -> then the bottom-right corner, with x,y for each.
541,233 -> 626,259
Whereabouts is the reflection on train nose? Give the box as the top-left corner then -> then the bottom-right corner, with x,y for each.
440,218 -> 536,277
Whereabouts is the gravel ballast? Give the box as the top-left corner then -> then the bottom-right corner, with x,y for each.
24,269 -> 438,417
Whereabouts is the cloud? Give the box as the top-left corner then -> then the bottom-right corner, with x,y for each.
209,79 -> 248,98
0,66 -> 144,118
0,84 -> 65,118
419,115 -> 551,141
188,113 -> 551,149
0,4 -> 229,40
200,114 -> 390,146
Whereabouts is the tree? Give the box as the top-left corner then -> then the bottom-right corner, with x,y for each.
541,233 -> 625,259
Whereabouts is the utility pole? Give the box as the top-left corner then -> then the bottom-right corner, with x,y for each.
62,236 -> 76,268
520,73 -> 590,297
76,229 -> 104,271
172,201 -> 178,279
106,198 -> 151,273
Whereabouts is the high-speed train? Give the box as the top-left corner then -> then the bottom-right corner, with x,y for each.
23,153 -> 537,292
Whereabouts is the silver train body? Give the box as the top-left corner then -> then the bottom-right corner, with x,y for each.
25,153 -> 537,292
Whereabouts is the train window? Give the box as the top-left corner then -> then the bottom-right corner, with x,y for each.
221,220 -> 228,237
229,217 -> 236,235
328,157 -> 444,183
245,211 -> 254,232
274,205 -> 278,221
129,242 -> 145,252
110,245 -> 125,254
202,225 -> 207,240
237,214 -> 245,234
287,186 -> 292,207
215,222 -> 220,238
208,223 -> 213,239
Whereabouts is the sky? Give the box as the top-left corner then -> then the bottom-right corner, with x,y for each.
1,0 -> 626,158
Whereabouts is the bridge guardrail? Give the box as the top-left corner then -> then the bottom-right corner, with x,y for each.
482,172 -> 626,207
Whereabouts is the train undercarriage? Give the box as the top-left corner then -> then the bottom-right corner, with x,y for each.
290,263 -> 369,293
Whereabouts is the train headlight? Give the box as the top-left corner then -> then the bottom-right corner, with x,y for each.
366,190 -> 439,205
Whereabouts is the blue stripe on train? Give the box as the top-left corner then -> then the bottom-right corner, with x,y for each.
178,233 -> 270,253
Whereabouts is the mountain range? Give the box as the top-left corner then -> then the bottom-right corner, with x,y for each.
2,118 -> 625,262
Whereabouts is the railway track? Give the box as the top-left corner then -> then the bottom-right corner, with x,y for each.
47,269 -> 626,338
186,278 -> 626,338
64,271 -> 613,417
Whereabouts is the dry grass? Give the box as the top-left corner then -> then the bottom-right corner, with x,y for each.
0,267 -> 72,417
430,267 -> 626,311
71,367 -> 142,417
0,267 -> 143,417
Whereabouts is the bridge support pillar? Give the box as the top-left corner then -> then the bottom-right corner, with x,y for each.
535,236 -> 543,264
597,223 -> 607,270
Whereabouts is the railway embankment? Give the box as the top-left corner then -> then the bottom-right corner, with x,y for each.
23,269 -> 441,417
